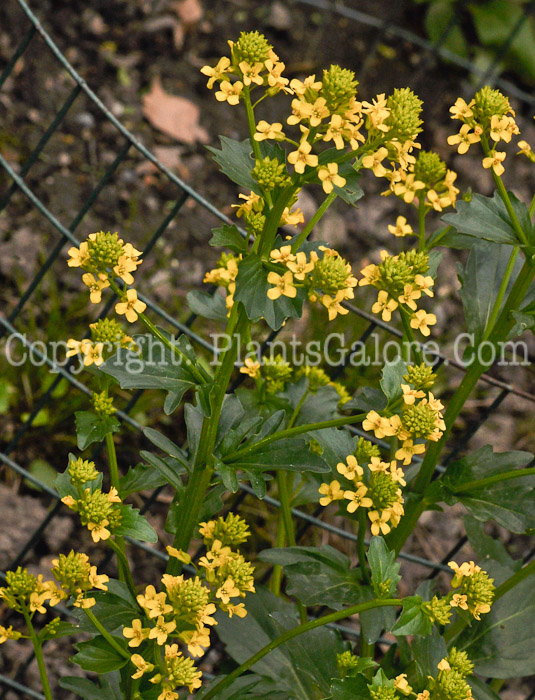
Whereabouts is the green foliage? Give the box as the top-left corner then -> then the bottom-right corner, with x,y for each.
71,636 -> 129,673
75,410 -> 120,450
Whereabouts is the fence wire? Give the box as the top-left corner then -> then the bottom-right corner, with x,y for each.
1,0 -> 535,697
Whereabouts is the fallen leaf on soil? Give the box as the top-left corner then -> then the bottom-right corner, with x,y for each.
142,77 -> 208,145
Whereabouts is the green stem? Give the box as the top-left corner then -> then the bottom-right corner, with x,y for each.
83,608 -> 131,660
200,598 -> 402,700
291,191 -> 337,253
105,432 -> 120,490
105,432 -> 131,589
418,198 -> 427,251
107,537 -> 137,600
224,411 -> 367,464
270,509 -> 286,596
259,184 -> 298,256
22,607 -> 53,700
428,225 -> 452,248
453,467 -> 535,494
243,86 -> 272,208
529,192 -> 535,217
399,307 -> 423,365
357,509 -> 370,585
481,247 -> 520,342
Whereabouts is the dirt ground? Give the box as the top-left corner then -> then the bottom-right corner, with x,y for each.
1,0 -> 535,698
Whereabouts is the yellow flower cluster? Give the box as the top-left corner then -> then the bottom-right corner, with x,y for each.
447,86 -> 520,176
267,244 -> 358,320
360,249 -> 437,336
66,317 -> 133,367
67,231 -> 146,326
121,513 -> 254,698
0,551 -> 108,637
448,560 -> 495,620
318,453 -> 405,536
60,456 -> 123,543
203,252 -> 240,313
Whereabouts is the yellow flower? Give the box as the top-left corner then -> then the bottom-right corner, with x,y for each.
449,97 -> 474,120
113,255 -> 137,285
87,519 -> 111,542
200,56 -> 231,89
0,625 -> 22,644
115,289 -> 147,323
215,80 -> 243,105
287,98 -> 314,125
318,479 -> 344,506
362,147 -> 389,177
371,290 -> 398,322
280,206 -> 305,227
238,60 -> 264,86
240,357 -> 261,378
318,162 -> 346,194
361,93 -> 390,131
359,263 -> 380,286
336,455 -> 363,481
321,291 -> 349,320
216,577 -> 240,605
450,593 -> 468,610
267,271 -> 297,300
148,616 -> 176,645
410,309 -> 437,337
482,150 -> 506,176
287,139 -> 318,174
123,619 -> 150,648
393,173 -> 425,203
82,273 -> 110,303
270,245 -> 295,264
388,216 -> 413,237
490,114 -> 519,143
144,591 -> 173,619
88,566 -> 109,591
414,274 -> 434,297
447,124 -> 481,154
394,674 -> 413,696
130,653 -> 154,679
264,59 -> 290,93
66,338 -> 88,358
290,74 -> 322,95
67,242 -> 89,268
517,139 -> 535,161
287,252 -> 314,280
397,284 -> 421,311
254,120 -> 285,141
222,602 -> 247,618
368,510 -> 391,535
437,658 -> 451,672
308,97 -> 330,127
323,114 -> 348,150
362,410 -> 396,439
401,384 -> 425,406
83,342 -> 104,368
344,484 -> 373,513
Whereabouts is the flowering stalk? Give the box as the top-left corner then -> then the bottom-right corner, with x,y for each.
200,598 -> 403,700
21,605 -> 53,700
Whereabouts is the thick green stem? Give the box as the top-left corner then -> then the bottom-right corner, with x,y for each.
107,537 -> 137,600
357,509 -> 370,585
243,86 -> 272,208
453,467 -> 535,493
224,411 -> 367,464
200,598 -> 402,700
291,191 -> 337,253
105,432 -> 130,588
418,198 -> 427,252
399,308 -> 423,365
22,607 -> 53,700
481,247 -> 519,342
259,184 -> 298,256
83,608 -> 131,660
270,509 -> 286,596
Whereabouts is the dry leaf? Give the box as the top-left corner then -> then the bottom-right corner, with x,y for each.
142,77 -> 208,145
175,0 -> 203,25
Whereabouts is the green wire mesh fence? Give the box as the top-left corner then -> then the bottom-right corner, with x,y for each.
2,0 -> 535,697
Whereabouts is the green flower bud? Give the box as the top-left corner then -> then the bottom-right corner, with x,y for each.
402,402 -> 438,438
336,650 -> 362,677
413,151 -> 447,189
422,595 -> 452,625
308,438 -> 324,455
163,575 -> 210,625
403,363 -> 436,390
68,457 -> 100,487
309,252 -> 352,295
321,64 -> 358,112
369,686 -> 398,700
200,513 -> 251,548
436,668 -> 472,700
262,354 -> 293,393
447,648 -> 474,678
164,651 -> 202,691
385,87 -> 423,141
244,210 -> 266,237
297,365 -> 331,392
87,231 -> 125,269
252,157 -> 289,191
232,31 -> 272,65
473,85 -> 511,125
89,318 -> 128,344
355,437 -> 381,463
91,391 -> 116,416
460,569 -> 495,619
217,554 -> 255,595
4,568 -> 37,598
368,471 -> 400,511
217,252 -> 238,269
51,551 -> 91,592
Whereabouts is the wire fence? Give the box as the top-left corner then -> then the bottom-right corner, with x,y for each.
1,0 -> 535,697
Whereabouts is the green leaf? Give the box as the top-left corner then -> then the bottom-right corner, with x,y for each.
39,620 -> 77,642
443,445 -> 535,534
463,515 -> 520,578
343,387 -> 387,413
468,676 -> 503,700
209,223 -> 248,253
72,591 -> 138,634
217,459 -> 240,493
442,191 -> 531,245
26,458 -> 57,492
259,546 -> 361,609
231,438 -> 330,473
234,254 -> 305,330
118,463 -> 168,498
115,504 -> 158,543
457,242 -> 523,345
328,675 -> 371,700
71,635 -> 128,673
457,574 -> 535,678
425,0 -> 468,59
411,628 -> 447,686
139,450 -> 186,492
75,411 -> 120,451
100,334 -> 197,415
55,453 -> 102,500
187,290 -> 228,321
143,427 -> 189,469
215,587 -> 345,699
380,356 -> 407,405
367,536 -> 401,599
196,675 -> 286,700
59,677 -> 109,700
207,136 -> 259,192
391,596 -> 432,637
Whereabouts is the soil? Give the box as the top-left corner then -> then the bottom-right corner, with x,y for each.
1,0 -> 535,698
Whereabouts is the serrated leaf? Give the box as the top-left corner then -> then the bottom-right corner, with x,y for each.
259,546 -> 361,609
234,254 -> 305,330
100,334 -> 196,415
207,136 -> 258,192
411,628 -> 447,686
209,223 -> 248,253
442,191 -> 531,245
115,504 -> 158,542
75,411 -> 120,451
367,536 -> 401,599
72,635 -> 128,673
391,596 -> 432,637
